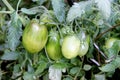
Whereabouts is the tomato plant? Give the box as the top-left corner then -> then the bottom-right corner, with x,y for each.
1,0 -> 120,80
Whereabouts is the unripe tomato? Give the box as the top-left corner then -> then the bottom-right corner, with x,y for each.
46,30 -> 62,61
105,38 -> 118,49
62,35 -> 80,59
22,19 -> 48,53
79,36 -> 89,57
40,10 -> 56,27
77,32 -> 89,57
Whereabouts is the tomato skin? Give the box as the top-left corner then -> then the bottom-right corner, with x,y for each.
77,32 -> 89,57
40,10 -> 56,27
22,19 -> 48,53
46,30 -> 62,60
105,38 -> 118,49
62,35 -> 80,59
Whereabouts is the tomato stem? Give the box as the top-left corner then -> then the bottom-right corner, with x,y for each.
56,25 -> 63,39
45,47 -> 52,63
16,0 -> 21,12
33,53 -> 39,65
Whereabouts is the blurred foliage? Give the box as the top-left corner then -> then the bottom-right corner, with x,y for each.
0,0 -> 120,80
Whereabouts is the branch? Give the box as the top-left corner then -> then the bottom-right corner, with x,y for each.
94,23 -> 120,41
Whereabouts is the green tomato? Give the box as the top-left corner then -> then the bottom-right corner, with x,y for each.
62,35 -> 80,59
46,30 -> 62,61
22,19 -> 48,53
40,10 -> 56,27
105,38 -> 118,49
79,36 -> 89,57
77,32 -> 90,57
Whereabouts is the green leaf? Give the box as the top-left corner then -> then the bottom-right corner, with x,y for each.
52,62 -> 68,69
66,3 -> 82,22
6,12 -> 22,51
21,6 -> 45,15
66,1 -> 92,22
99,56 -> 120,72
107,40 -> 120,59
70,67 -> 79,75
39,53 -> 48,62
13,64 -> 20,74
70,57 -> 82,66
23,72 -> 35,80
27,64 -> 34,73
11,64 -> 22,79
99,63 -> 115,72
51,0 -> 65,22
83,64 -> 92,71
21,8 -> 38,15
94,74 -> 106,80
1,50 -> 19,60
94,0 -> 111,20
113,56 -> 120,67
35,61 -> 47,75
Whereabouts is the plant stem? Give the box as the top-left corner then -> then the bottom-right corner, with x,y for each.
16,0 -> 21,12
45,47 -> 52,63
94,23 -> 120,41
0,11 -> 13,14
57,25 -> 63,39
2,0 -> 15,12
74,57 -> 84,80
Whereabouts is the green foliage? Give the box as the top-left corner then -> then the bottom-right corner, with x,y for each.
83,64 -> 92,71
70,67 -> 79,75
99,56 -> 120,72
1,50 -> 19,60
6,12 -> 22,51
51,0 -> 65,22
23,72 -> 35,80
1,0 -> 120,80
34,61 -> 47,75
21,6 -> 45,15
94,74 -> 106,80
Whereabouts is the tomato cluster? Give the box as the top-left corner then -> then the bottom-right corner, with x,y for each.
22,10 -> 90,60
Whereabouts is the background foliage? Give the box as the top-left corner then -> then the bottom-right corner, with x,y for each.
0,0 -> 120,80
